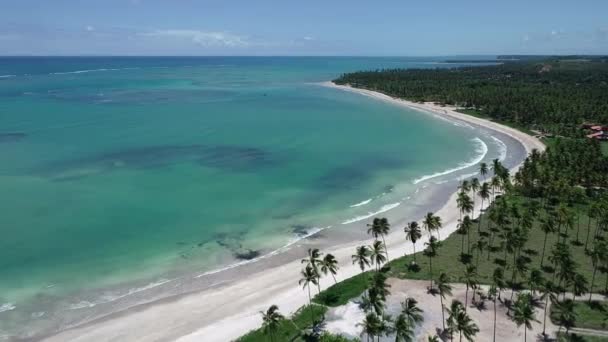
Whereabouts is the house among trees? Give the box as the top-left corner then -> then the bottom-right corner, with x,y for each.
582,123 -> 608,140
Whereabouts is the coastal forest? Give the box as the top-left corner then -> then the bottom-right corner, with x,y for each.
239,58 -> 608,342
334,57 -> 608,137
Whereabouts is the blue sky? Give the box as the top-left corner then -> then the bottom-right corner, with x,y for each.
0,0 -> 607,56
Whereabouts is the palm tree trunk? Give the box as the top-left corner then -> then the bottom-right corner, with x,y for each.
590,265 -> 597,302
412,243 -> 416,262
524,327 -> 527,342
332,273 -> 337,284
540,232 -> 548,267
465,285 -> 469,312
440,295 -> 445,331
308,286 -> 314,328
429,256 -> 433,289
585,217 -> 593,251
493,298 -> 497,342
382,235 -> 389,262
543,296 -> 548,336
478,198 -> 484,232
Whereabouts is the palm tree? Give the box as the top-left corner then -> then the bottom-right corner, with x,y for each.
320,253 -> 339,284
512,293 -> 537,342
463,265 -> 478,309
404,221 -> 422,262
589,240 -> 606,302
539,217 -> 556,268
358,312 -> 381,342
368,217 -> 391,260
436,272 -> 453,332
493,267 -> 506,300
423,212 -> 437,239
424,236 -> 440,289
473,238 -> 487,266
299,265 -> 319,328
457,215 -> 473,255
393,314 -> 414,342
528,269 -> 544,295
427,335 -> 440,342
491,176 -> 501,201
301,248 -> 323,293
448,300 -> 479,342
260,305 -> 284,342
480,162 -> 489,181
370,240 -> 387,271
446,300 -> 462,341
400,297 -> 424,327
540,281 -> 558,337
457,191 -> 474,222
470,178 -> 480,217
553,300 -> 576,336
571,273 -> 588,300
488,285 -> 498,342
352,245 -> 372,273
478,182 -> 491,231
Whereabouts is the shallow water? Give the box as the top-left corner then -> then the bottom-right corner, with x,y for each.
0,57 -> 507,338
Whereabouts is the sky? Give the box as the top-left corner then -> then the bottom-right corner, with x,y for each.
0,0 -> 607,56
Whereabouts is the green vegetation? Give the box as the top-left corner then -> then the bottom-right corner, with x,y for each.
335,58 -> 608,137
313,271 -> 370,307
551,301 -> 608,331
237,305 -> 329,342
558,333 -> 608,342
601,142 -> 608,157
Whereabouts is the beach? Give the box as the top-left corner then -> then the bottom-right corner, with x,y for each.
36,82 -> 544,342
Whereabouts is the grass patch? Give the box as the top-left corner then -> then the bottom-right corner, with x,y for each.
236,304 -> 328,342
557,332 -> 608,342
551,301 -> 608,331
601,142 -> 608,157
313,271 -> 370,307
386,194 -> 601,291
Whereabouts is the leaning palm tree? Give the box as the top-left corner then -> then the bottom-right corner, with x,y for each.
553,300 -> 576,336
512,292 -> 537,342
404,221 -> 422,262
447,300 -> 464,341
320,253 -> 339,284
352,245 -> 372,274
260,304 -> 284,342
298,265 -> 319,328
423,212 -> 437,238
457,191 -> 474,222
488,285 -> 498,342
470,178 -> 480,217
424,236 -> 440,289
393,313 -> 415,342
477,182 -> 491,230
401,297 -> 424,327
370,240 -> 387,271
436,272 -> 453,332
368,217 -> 391,260
540,281 -> 558,338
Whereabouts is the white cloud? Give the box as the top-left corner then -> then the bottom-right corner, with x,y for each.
143,29 -> 249,47
86,26 -> 95,32
303,36 -> 314,41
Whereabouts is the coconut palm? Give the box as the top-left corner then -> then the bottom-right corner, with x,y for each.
368,217 -> 391,260
423,212 -> 438,239
588,240 -> 606,302
370,240 -> 387,271
493,267 -> 506,300
427,335 -> 440,342
539,217 -> 556,268
320,253 -> 339,284
352,245 -> 372,273
463,265 -> 478,308
480,162 -> 488,181
540,281 -> 558,337
528,269 -> 544,295
404,221 -> 422,262
394,314 -> 414,342
424,236 -> 440,289
491,176 -> 502,201
470,178 -> 480,217
571,273 -> 588,300
446,300 -> 463,341
260,304 -> 284,342
512,293 -> 537,342
400,297 -> 424,327
457,191 -> 474,222
473,238 -> 487,266
299,265 -> 319,327
456,309 -> 479,342
488,285 -> 498,342
436,272 -> 453,332
457,215 -> 473,255
370,270 -> 391,303
459,180 -> 471,193
358,312 -> 381,342
477,182 -> 491,231
301,248 -> 323,292
553,300 -> 576,335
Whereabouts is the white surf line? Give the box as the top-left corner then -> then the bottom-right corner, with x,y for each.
413,137 -> 488,184
349,198 -> 372,207
341,202 -> 401,225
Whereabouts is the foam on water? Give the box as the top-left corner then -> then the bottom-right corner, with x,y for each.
413,137 -> 488,184
341,202 -> 401,225
0,75 -> 16,79
68,279 -> 171,310
349,198 -> 372,207
491,136 -> 508,161
50,68 -> 139,75
0,303 -> 16,313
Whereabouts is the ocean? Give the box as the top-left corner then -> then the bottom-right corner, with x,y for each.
0,57 -> 511,338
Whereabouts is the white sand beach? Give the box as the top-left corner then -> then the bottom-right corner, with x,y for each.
40,83 -> 545,342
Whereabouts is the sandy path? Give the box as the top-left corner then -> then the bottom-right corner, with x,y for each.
40,83 -> 544,342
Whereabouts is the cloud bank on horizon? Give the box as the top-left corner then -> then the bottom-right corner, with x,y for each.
0,0 -> 606,56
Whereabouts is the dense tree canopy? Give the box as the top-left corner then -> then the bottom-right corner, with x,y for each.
334,59 -> 608,137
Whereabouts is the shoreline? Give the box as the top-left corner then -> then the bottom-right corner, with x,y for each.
38,82 -> 544,342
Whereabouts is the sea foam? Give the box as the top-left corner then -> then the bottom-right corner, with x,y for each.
491,136 -> 508,161
349,198 -> 372,208
413,137 -> 488,185
341,202 -> 401,225
0,303 -> 16,313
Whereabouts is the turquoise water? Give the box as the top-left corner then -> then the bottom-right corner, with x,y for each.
0,57 -> 502,335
